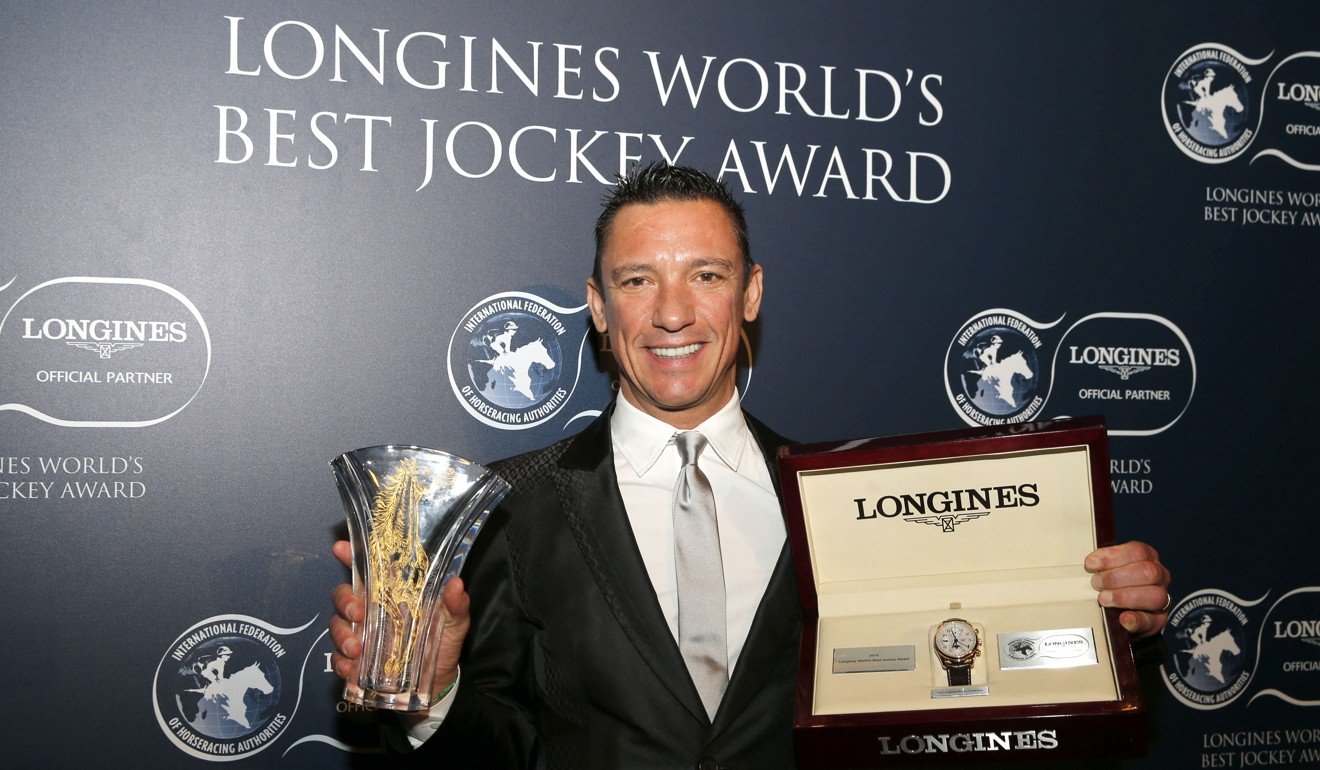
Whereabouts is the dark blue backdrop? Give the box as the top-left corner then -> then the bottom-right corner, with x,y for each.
1,1 -> 1315,766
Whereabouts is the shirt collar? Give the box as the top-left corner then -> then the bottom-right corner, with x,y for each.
611,393 -> 752,477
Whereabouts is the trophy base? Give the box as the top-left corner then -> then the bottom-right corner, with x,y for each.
343,683 -> 429,713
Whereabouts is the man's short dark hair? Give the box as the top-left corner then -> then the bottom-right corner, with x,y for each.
593,162 -> 752,290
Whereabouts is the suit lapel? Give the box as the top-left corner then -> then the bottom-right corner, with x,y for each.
712,413 -> 800,731
553,410 -> 711,725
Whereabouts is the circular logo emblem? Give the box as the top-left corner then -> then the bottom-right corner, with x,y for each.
945,313 -> 1045,425
153,615 -> 315,760
1006,638 -> 1037,661
1172,61 -> 1250,147
465,311 -> 563,410
447,292 -> 589,430
1162,591 -> 1255,708
169,636 -> 281,740
1162,44 -> 1265,163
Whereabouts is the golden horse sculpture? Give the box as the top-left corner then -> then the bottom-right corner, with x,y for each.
365,459 -> 450,685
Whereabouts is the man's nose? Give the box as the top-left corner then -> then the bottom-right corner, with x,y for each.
651,283 -> 695,332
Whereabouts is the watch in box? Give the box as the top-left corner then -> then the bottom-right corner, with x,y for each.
933,618 -> 981,687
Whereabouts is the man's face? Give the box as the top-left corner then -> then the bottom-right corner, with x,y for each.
587,199 -> 762,429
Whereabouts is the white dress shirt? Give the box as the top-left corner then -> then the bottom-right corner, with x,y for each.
408,393 -> 786,743
610,392 -> 787,674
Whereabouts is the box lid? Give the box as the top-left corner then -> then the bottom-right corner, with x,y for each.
777,417 -> 1113,619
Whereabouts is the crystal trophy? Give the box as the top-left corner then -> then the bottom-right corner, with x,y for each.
331,445 -> 510,711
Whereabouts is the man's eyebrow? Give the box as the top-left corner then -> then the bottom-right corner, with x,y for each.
687,257 -> 737,272
608,263 -> 655,282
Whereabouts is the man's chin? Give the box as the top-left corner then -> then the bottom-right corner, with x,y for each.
618,384 -> 735,424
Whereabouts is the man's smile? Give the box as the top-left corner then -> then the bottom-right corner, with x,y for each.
650,343 -> 703,359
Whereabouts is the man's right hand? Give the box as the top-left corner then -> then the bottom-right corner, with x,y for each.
328,539 -> 472,700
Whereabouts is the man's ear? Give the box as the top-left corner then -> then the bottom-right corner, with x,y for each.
742,264 -> 764,323
586,277 -> 608,333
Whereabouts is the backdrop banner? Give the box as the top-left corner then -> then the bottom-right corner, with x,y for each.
2,1 -> 1316,767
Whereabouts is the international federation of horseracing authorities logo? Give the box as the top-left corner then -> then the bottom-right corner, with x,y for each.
945,309 -> 1057,426
1163,44 -> 1260,161
1006,638 -> 1037,660
153,614 -> 324,761
447,291 -> 591,430
0,276 -> 211,427
1163,43 -> 1320,170
1163,589 -> 1261,710
1163,587 -> 1320,710
945,310 -> 1196,436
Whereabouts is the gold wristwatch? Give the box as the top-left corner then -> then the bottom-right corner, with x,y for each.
933,618 -> 981,686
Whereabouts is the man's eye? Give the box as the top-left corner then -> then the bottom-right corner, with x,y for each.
696,272 -> 722,282
620,276 -> 647,287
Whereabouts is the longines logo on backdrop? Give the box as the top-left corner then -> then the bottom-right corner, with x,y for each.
152,615 -> 325,761
1162,587 -> 1320,711
446,290 -> 593,430
1162,42 -> 1320,171
24,316 -> 187,363
944,309 -> 1196,438
1069,345 -> 1181,381
0,276 -> 210,427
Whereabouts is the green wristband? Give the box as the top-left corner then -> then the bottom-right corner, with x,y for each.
428,678 -> 457,708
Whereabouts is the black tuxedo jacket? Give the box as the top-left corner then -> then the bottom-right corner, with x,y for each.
416,408 -> 802,769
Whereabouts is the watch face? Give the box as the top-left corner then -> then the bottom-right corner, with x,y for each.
935,620 -> 978,659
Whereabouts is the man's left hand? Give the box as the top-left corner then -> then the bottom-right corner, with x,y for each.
1085,540 -> 1171,637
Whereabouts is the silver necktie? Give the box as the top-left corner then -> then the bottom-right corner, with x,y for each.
672,431 -> 727,720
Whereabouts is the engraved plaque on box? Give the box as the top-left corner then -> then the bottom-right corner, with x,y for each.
998,628 -> 1099,670
832,645 -> 916,674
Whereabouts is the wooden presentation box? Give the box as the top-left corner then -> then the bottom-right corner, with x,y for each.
777,417 -> 1143,767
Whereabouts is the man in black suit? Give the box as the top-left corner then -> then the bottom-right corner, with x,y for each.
330,164 -> 1172,768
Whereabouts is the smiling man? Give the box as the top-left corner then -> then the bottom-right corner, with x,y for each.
587,193 -> 761,429
329,163 -> 1172,769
